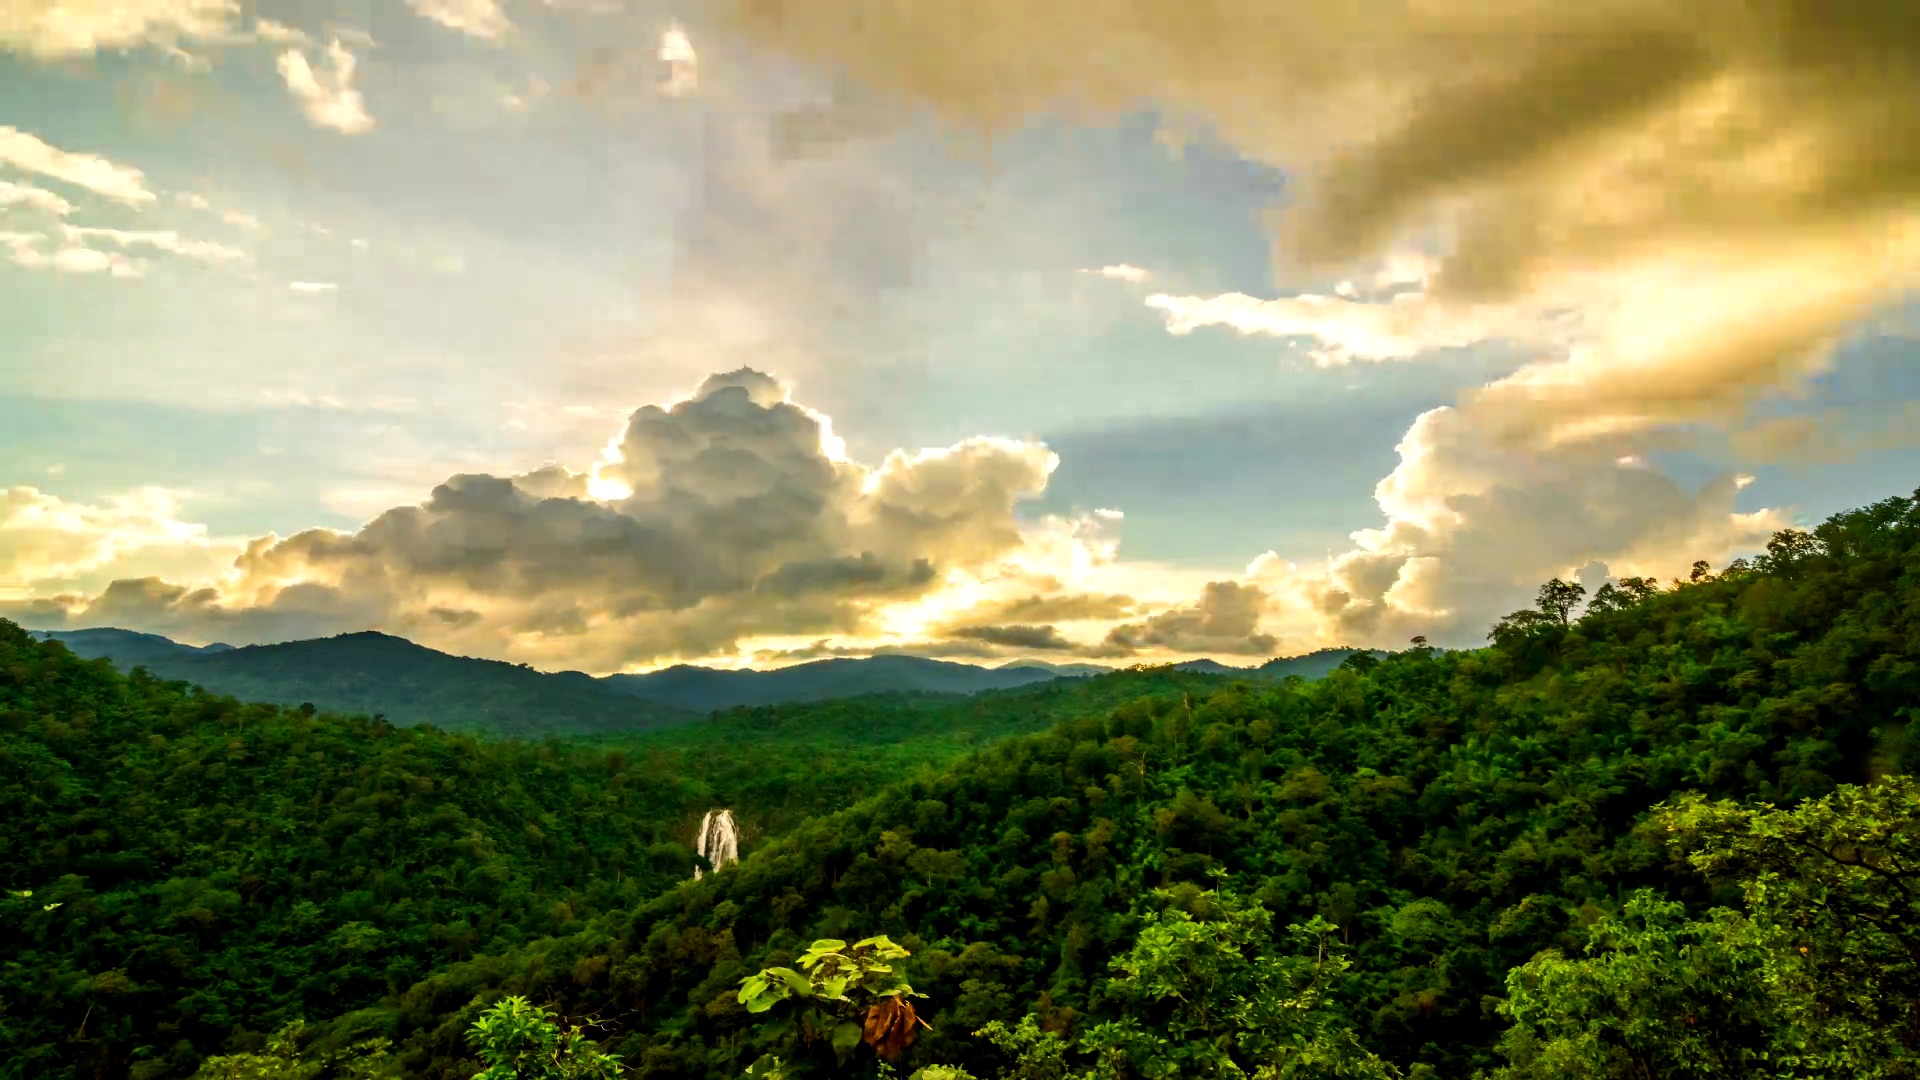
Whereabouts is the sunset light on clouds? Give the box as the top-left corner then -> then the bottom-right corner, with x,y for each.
2,0 -> 1916,673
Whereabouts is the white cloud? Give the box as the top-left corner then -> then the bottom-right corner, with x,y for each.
47,246 -> 143,276
1145,288 -> 1529,365
277,41 -> 375,135
713,0 -> 1920,460
0,486 -> 240,599
177,192 -> 263,230
405,0 -> 510,40
0,179 -> 74,216
0,0 -> 237,58
3,232 -> 145,277
251,17 -> 306,45
1081,263 -> 1151,284
11,370 -> 1082,671
62,225 -> 247,264
0,127 -> 156,205
289,281 -> 338,293
658,25 -> 698,97
0,230 -> 43,263
1245,405 -> 1784,648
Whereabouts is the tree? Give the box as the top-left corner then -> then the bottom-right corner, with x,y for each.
737,936 -> 931,1070
1754,529 -> 1823,576
468,997 -> 623,1080
1494,778 -> 1920,1079
189,1023 -> 390,1079
1040,877 -> 1400,1080
1534,579 -> 1586,626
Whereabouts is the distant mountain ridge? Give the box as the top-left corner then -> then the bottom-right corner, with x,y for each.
28,628 -> 1375,736
28,629 -> 694,738
601,654 -> 1081,712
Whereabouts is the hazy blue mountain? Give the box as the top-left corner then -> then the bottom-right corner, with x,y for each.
1171,658 -> 1247,675
30,627 -> 231,668
600,654 -> 1083,712
997,659 -> 1115,677
1257,647 -> 1380,679
28,626 -> 1375,732
30,629 -> 696,738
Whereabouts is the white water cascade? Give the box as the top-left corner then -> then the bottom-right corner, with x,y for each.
693,809 -> 738,880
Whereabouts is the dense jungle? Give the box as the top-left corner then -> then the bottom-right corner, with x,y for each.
5,490 -> 1918,1080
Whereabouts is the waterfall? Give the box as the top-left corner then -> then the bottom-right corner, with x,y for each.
693,808 -> 738,880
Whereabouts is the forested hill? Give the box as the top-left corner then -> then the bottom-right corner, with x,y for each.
346,492 -> 1918,1078
4,490 -> 1918,1080
0,626 -> 1225,1080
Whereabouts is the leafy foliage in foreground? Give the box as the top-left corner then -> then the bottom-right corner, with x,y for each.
1496,777 -> 1920,1079
350,491 -> 1920,1079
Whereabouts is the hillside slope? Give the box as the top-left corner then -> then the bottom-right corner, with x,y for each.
0,628 -> 1236,1080
352,491 -> 1920,1079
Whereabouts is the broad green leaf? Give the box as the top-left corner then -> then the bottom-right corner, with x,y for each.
768,967 -> 811,996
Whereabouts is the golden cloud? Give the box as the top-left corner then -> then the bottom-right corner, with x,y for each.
7,371 -> 1090,671
710,0 -> 1919,447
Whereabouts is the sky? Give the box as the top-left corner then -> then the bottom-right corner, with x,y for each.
1,0 -> 1916,674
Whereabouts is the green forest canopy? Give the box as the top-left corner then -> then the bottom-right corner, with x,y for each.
4,488 -> 1918,1079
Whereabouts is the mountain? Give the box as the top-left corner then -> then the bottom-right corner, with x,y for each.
1257,646 -> 1379,679
0,620 -> 1220,1080
601,653 -> 1084,712
1170,657 -> 1247,675
29,629 -> 697,738
1166,648 -> 1378,679
11,491 -> 1918,1080
29,627 -> 233,668
995,659 -> 1114,677
31,626 -> 1374,732
316,490 -> 1920,1080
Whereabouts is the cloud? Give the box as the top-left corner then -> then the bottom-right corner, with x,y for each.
704,0 -> 1915,652
0,127 -> 156,205
710,0 -> 1920,447
658,25 -> 698,97
251,18 -> 306,45
952,591 -> 1138,625
1146,288 -> 1528,365
406,0 -> 510,40
0,179 -> 73,216
1245,406 -> 1784,647
46,245 -> 143,275
3,223 -> 244,277
16,370 -> 1074,672
0,0 -> 237,57
748,637 -> 1012,665
289,281 -> 338,293
0,487 -> 240,600
1082,264 -> 1151,284
61,225 -> 247,264
277,41 -> 375,135
1101,580 -> 1277,656
2,232 -> 145,276
946,623 -> 1077,651
1723,402 -> 1920,466
178,196 -> 261,232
